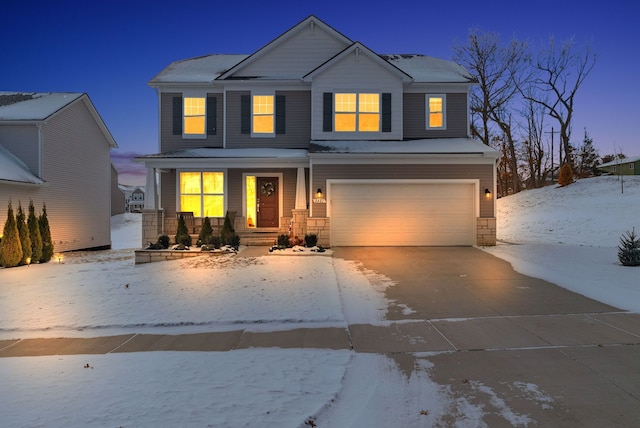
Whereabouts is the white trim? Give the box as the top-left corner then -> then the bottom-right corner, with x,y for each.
325,178 -> 479,219
310,155 -> 496,165
242,172 -> 284,229
181,93 -> 207,139
175,169 -> 228,218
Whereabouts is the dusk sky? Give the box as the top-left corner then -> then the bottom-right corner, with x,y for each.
3,0 -> 638,186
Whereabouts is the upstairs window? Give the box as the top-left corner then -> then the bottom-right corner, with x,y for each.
335,93 -> 379,132
184,97 -> 205,135
252,95 -> 274,134
426,95 -> 446,129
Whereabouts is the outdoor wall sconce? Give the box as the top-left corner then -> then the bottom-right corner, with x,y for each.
316,188 -> 323,199
313,188 -> 326,204
484,188 -> 492,200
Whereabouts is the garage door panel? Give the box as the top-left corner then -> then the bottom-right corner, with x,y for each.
330,183 -> 475,246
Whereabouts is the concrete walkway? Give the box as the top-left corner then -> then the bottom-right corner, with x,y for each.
2,246 -> 640,426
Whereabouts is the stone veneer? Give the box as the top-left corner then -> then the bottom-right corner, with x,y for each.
141,210 -> 164,248
476,217 -> 497,246
306,217 -> 330,247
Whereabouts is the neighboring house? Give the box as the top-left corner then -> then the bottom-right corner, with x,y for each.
0,92 -> 118,252
119,184 -> 145,213
111,163 -> 126,216
137,16 -> 499,247
598,156 -> 640,176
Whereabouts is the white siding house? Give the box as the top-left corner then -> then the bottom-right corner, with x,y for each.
0,92 -> 118,252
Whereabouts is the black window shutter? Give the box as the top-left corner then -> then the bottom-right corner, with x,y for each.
275,95 -> 285,134
382,93 -> 392,132
323,92 -> 333,132
206,96 -> 217,135
240,95 -> 250,134
172,97 -> 182,135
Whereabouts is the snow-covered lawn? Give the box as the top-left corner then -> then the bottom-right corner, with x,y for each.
1,175 -> 638,427
484,175 -> 640,313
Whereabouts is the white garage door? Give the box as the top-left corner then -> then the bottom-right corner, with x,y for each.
330,182 -> 475,246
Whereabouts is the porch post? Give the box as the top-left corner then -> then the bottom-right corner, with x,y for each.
144,167 -> 157,210
295,167 -> 307,209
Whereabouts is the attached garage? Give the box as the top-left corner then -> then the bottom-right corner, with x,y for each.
329,181 -> 476,246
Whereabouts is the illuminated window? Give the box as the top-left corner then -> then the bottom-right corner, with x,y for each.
184,97 -> 205,135
245,176 -> 257,228
426,95 -> 446,129
253,95 -> 274,134
335,93 -> 379,132
179,172 -> 224,217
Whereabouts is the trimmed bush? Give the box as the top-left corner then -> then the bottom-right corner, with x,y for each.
39,203 -> 53,263
277,234 -> 290,248
220,211 -> 236,245
175,214 -> 192,246
16,203 -> 32,265
1,201 -> 23,268
198,217 -> 213,246
28,200 -> 42,263
618,228 -> 640,266
158,235 -> 170,249
304,233 -> 318,247
558,163 -> 574,187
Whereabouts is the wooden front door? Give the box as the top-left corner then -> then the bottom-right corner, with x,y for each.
257,177 -> 279,228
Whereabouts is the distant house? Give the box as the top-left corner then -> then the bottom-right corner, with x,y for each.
0,92 -> 118,252
598,156 -> 640,176
137,16 -> 499,247
119,184 -> 145,213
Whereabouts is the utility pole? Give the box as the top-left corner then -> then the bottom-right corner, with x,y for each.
545,127 -> 559,181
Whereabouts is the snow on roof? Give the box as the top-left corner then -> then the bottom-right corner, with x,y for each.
0,92 -> 83,121
149,55 -> 249,84
598,155 -> 640,168
310,138 -> 498,156
136,148 -> 310,159
0,144 -> 44,185
382,54 -> 474,83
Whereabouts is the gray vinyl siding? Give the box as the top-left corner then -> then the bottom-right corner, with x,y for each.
160,169 -> 177,215
160,92 -> 223,152
226,91 -> 311,149
41,98 -> 113,251
233,23 -> 347,79
403,93 -> 468,139
0,124 -> 40,175
311,163 -> 494,218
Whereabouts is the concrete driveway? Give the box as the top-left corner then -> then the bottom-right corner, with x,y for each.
333,247 -> 640,427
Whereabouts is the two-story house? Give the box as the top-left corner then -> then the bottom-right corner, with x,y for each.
137,16 -> 498,247
0,92 -> 117,252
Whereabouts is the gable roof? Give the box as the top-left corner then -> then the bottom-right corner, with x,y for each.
217,15 -> 353,80
599,156 -> 640,168
0,92 -> 84,121
148,54 -> 249,85
0,92 -> 118,148
382,54 -> 476,83
0,144 -> 44,185
302,42 -> 413,83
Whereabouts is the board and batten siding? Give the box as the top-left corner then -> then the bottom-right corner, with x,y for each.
160,92 -> 223,152
403,93 -> 468,139
232,22 -> 348,79
311,163 -> 494,218
225,91 -> 311,149
0,124 -> 40,175
311,50 -> 403,140
40,98 -> 113,251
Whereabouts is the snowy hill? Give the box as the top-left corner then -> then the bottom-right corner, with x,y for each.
497,175 -> 640,247
484,175 -> 640,313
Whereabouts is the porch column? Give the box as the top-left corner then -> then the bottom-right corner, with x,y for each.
144,167 -> 157,210
294,167 -> 307,209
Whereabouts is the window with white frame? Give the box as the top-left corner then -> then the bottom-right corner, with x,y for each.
179,171 -> 225,217
183,97 -> 206,135
335,92 -> 380,132
253,95 -> 274,134
426,94 -> 446,129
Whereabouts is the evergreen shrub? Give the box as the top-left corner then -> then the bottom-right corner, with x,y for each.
1,202 -> 23,268
28,200 -> 42,263
618,228 -> 640,266
175,214 -> 192,246
304,234 -> 318,247
39,203 -> 54,263
16,203 -> 32,265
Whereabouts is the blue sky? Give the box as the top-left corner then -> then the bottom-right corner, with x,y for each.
2,0 -> 638,185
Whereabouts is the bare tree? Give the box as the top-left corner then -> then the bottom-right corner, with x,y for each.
453,29 -> 528,194
520,37 -> 597,168
519,98 -> 549,188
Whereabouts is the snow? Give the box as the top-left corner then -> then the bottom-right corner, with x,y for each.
1,176 -> 639,426
0,144 -> 45,184
310,138 -> 499,156
484,175 -> 640,312
0,92 -> 83,120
